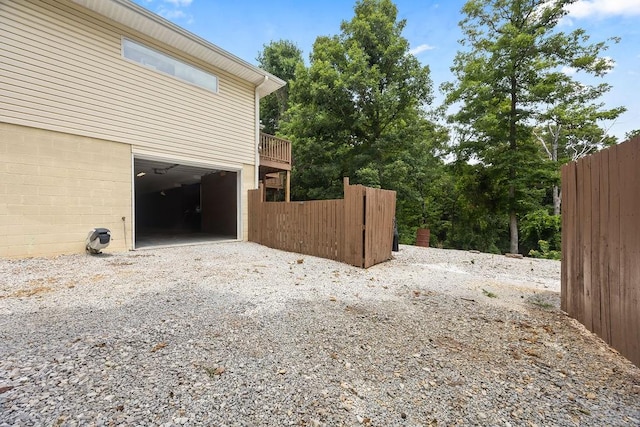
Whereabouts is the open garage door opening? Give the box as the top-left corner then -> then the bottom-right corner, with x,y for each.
134,158 -> 238,248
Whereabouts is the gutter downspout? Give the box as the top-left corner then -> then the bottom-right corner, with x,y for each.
255,76 -> 269,188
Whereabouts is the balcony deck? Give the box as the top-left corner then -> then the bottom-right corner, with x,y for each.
259,132 -> 291,173
259,132 -> 292,201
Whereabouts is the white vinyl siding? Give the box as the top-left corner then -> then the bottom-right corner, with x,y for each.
0,0 -> 256,166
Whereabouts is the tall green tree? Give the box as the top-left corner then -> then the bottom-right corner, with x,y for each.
444,0 -> 620,254
257,40 -> 303,134
282,0 -> 441,239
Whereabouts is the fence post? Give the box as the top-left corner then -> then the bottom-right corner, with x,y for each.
259,183 -> 265,243
285,170 -> 291,202
343,177 -> 365,267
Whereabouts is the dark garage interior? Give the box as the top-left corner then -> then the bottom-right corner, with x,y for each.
134,158 -> 238,248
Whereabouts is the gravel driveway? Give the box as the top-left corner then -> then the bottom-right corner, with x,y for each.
1,242 -> 639,426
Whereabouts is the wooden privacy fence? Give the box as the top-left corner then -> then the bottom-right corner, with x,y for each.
561,136 -> 640,367
248,178 -> 396,268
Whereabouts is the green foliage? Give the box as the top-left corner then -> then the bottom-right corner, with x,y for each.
625,129 -> 640,141
435,162 -> 509,253
354,166 -> 381,188
482,289 -> 498,298
254,0 -> 622,255
444,0 -> 622,254
528,240 -> 561,260
282,0 -> 443,240
257,40 -> 303,134
520,209 -> 561,255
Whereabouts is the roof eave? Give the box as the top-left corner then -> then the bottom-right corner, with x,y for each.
69,0 -> 285,97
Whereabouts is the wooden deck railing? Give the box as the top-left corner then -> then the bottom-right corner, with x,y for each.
259,133 -> 291,168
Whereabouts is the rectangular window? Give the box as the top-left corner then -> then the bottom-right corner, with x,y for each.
122,38 -> 218,93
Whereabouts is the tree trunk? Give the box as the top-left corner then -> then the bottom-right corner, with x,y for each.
553,185 -> 561,216
509,186 -> 519,254
509,209 -> 519,254
552,127 -> 560,216
509,76 -> 519,254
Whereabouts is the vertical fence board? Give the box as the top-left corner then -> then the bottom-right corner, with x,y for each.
607,145 -> 623,353
336,200 -> 344,262
576,159 -> 588,326
570,161 -> 580,319
598,148 -> 611,345
248,187 -> 262,244
363,187 -> 396,268
630,144 -> 640,366
561,163 -> 574,314
618,141 -> 640,366
618,142 -> 631,364
590,154 -> 602,337
562,137 -> 640,367
569,162 -> 577,315
581,157 -> 592,329
343,182 -> 365,268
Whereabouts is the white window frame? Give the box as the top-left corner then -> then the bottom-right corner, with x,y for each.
122,37 -> 218,94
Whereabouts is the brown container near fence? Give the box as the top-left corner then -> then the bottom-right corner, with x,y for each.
416,228 -> 430,247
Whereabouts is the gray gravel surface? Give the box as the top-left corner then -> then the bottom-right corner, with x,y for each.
1,242 -> 639,426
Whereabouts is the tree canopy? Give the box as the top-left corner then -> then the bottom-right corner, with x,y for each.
280,0 -> 445,240
257,40 -> 303,134
443,0 -> 623,254
255,0 -> 625,254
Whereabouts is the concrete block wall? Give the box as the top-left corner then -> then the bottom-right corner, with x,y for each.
0,123 -> 132,258
241,164 -> 255,241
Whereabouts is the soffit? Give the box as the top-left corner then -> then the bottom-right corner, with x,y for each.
69,0 -> 285,97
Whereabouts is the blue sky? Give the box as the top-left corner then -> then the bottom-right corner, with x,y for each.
133,0 -> 640,140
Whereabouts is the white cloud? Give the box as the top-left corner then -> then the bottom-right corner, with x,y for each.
562,66 -> 577,75
153,0 -> 194,24
409,44 -> 436,55
162,0 -> 193,6
566,0 -> 640,18
158,8 -> 187,20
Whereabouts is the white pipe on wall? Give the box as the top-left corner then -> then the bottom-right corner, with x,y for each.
254,76 -> 269,188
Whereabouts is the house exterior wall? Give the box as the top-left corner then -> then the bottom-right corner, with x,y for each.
0,0 -> 261,256
241,164 -> 255,241
0,0 -> 256,167
0,123 -> 132,258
